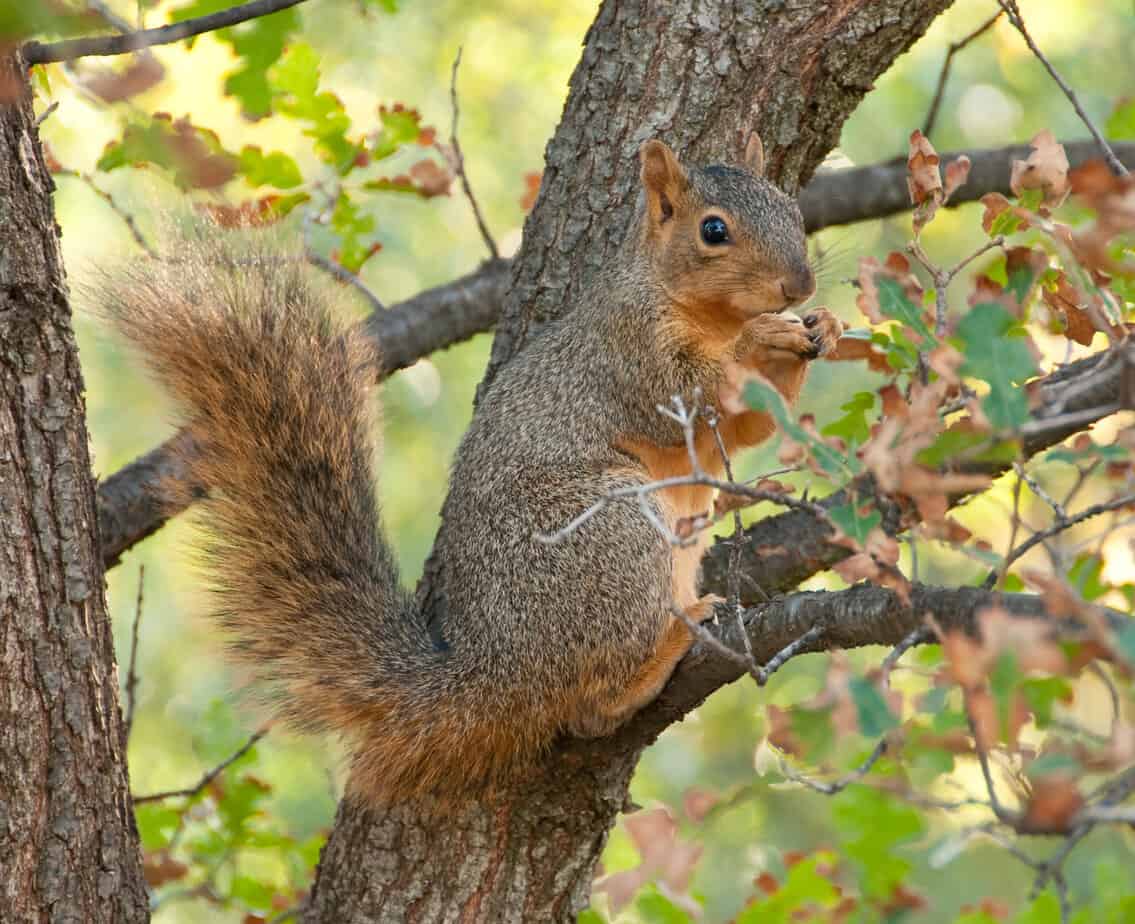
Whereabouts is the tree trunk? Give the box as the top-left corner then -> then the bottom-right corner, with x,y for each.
306,1 -> 953,920
0,54 -> 148,924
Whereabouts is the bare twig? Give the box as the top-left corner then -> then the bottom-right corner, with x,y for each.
758,625 -> 826,684
124,565 -> 145,740
305,248 -> 386,312
922,10 -> 1003,139
782,737 -> 889,795
53,167 -> 158,257
981,492 -> 1135,590
33,101 -> 59,128
443,48 -> 499,260
997,0 -> 1128,177
881,625 -> 932,691
133,726 -> 269,803
23,0 -> 311,66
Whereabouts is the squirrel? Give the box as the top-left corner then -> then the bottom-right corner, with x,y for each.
98,135 -> 842,806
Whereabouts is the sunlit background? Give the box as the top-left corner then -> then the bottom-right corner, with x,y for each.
34,0 -> 1135,919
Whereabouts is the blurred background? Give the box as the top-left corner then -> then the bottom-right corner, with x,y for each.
33,0 -> 1135,919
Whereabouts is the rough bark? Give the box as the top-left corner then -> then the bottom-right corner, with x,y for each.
0,55 -> 148,924
305,1 -> 955,921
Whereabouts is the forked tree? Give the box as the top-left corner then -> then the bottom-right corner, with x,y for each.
4,1 -> 1133,921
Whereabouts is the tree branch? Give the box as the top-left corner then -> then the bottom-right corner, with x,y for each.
798,140 -> 1135,232
23,0 -> 311,66
626,582 -> 1126,743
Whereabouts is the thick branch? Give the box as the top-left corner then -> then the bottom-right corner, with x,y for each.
627,582 -> 1121,742
799,139 -> 1135,232
23,0 -> 310,66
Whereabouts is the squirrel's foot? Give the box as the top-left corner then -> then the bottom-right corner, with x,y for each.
801,308 -> 843,358
685,593 -> 724,625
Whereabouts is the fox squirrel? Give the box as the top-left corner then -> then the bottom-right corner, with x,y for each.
99,136 -> 841,805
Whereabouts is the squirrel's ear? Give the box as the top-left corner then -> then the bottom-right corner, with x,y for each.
743,132 -> 765,176
640,140 -> 688,225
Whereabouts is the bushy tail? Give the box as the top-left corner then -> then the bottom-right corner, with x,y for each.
91,234 -> 452,787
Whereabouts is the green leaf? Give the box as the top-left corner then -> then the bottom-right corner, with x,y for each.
1068,553 -> 1109,601
955,303 -> 1037,430
848,676 -> 898,738
239,146 -> 303,188
636,887 -> 695,924
269,44 -> 361,171
578,911 -> 607,924
372,106 -> 427,160
230,873 -> 275,910
1028,752 -> 1081,778
327,192 -> 380,273
827,500 -> 881,547
135,803 -> 182,851
822,391 -> 875,446
741,378 -> 851,478
97,114 -> 239,190
876,276 -> 934,342
1113,623 -> 1135,665
1106,98 -> 1135,141
1021,677 -> 1071,727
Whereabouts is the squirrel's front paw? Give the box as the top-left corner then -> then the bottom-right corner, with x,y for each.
802,308 -> 843,358
744,313 -> 817,359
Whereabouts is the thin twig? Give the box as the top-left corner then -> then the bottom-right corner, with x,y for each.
781,737 -> 890,795
669,602 -> 762,684
758,625 -> 826,685
124,565 -> 145,740
443,47 -> 499,260
881,625 -> 932,691
997,0 -> 1128,177
982,492 -> 1135,590
134,726 -> 269,803
922,10 -> 1004,138
967,708 -> 1022,827
305,248 -> 386,312
23,0 -> 311,66
34,101 -> 59,128
53,167 -> 158,257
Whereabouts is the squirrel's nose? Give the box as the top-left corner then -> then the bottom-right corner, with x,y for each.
780,265 -> 816,304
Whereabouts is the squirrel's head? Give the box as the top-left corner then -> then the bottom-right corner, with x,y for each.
638,136 -> 814,320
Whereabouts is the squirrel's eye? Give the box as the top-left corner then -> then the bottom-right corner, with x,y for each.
700,216 -> 729,245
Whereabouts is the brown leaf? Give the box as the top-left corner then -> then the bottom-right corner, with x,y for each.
907,130 -> 942,233
408,158 -> 453,197
1021,775 -> 1083,834
1010,130 -> 1070,210
943,155 -> 971,202
826,336 -> 890,373
143,851 -> 189,888
80,53 -> 164,103
981,192 -> 1032,234
682,787 -> 719,823
1041,271 -> 1097,346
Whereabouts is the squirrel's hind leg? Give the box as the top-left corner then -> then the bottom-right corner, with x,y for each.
566,593 -> 721,738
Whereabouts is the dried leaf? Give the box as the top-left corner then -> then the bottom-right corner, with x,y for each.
907,130 -> 943,233
1010,130 -> 1070,210
1021,775 -> 1083,834
943,154 -> 971,201
408,158 -> 453,197
827,335 -> 890,373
